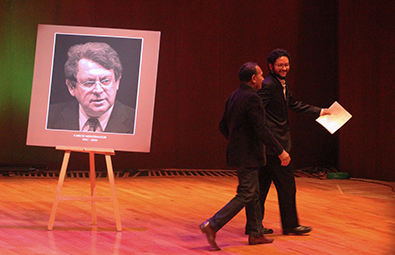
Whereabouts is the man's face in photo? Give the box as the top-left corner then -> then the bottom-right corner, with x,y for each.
67,58 -> 120,118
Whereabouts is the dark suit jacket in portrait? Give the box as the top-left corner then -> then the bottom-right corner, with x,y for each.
47,100 -> 135,134
219,83 -> 284,168
257,73 -> 321,155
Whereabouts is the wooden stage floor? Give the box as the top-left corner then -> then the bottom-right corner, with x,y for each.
0,172 -> 394,254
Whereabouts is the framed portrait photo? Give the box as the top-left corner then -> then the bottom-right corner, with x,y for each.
27,24 -> 161,152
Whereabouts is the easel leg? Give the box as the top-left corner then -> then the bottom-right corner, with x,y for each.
105,154 -> 122,231
48,150 -> 71,230
89,152 -> 97,226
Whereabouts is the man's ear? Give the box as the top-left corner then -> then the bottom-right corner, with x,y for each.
114,75 -> 121,90
250,74 -> 256,85
66,80 -> 76,97
268,63 -> 274,72
251,74 -> 256,83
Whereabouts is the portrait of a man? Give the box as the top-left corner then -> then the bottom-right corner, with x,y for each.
27,25 -> 160,152
47,35 -> 141,134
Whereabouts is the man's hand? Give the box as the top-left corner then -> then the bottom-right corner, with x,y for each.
320,108 -> 331,116
278,150 -> 291,166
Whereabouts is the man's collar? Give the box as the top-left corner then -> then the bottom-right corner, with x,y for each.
79,104 -> 115,131
276,77 -> 286,86
240,83 -> 255,91
268,73 -> 286,85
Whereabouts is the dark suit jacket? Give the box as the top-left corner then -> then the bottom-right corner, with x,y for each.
47,100 -> 135,134
257,73 -> 321,155
219,83 -> 284,167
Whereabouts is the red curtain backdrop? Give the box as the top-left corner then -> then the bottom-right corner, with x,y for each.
1,0 -> 394,181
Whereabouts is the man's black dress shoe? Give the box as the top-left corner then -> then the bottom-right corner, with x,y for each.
283,225 -> 312,235
200,221 -> 220,250
263,227 -> 274,234
248,235 -> 274,245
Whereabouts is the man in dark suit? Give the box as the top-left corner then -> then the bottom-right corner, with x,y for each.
200,62 -> 291,250
47,42 -> 135,134
47,100 -> 135,133
257,49 -> 330,235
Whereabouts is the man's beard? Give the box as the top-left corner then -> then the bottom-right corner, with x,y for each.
272,71 -> 287,80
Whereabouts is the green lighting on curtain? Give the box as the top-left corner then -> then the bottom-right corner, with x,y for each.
1,2 -> 39,115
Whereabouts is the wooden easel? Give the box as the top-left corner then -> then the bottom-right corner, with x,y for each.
48,146 -> 122,231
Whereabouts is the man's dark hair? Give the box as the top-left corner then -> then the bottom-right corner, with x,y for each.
64,42 -> 123,86
267,48 -> 291,65
238,62 -> 258,82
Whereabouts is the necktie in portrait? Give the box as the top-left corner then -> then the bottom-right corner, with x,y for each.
86,118 -> 99,132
